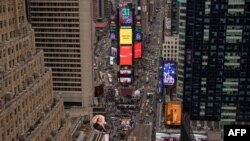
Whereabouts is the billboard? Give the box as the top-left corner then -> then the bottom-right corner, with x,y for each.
120,77 -> 132,83
164,17 -> 171,36
134,42 -> 142,58
110,32 -> 117,40
120,70 -> 132,74
165,102 -> 182,126
110,56 -> 115,65
156,133 -> 208,141
135,32 -> 142,41
163,61 -> 176,85
120,46 -> 132,65
111,47 -> 117,57
120,28 -> 132,45
119,4 -> 133,26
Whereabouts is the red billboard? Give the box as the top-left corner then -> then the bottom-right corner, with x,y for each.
134,42 -> 142,58
120,46 -> 132,65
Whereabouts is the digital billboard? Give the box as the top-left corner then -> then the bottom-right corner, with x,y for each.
164,18 -> 171,36
119,5 -> 132,26
135,32 -> 142,41
110,32 -> 117,40
120,77 -> 132,83
120,70 -> 132,74
120,28 -> 132,45
165,102 -> 182,126
110,56 -> 114,65
163,61 -> 176,85
156,133 -> 208,141
111,47 -> 117,57
120,46 -> 132,65
134,42 -> 142,58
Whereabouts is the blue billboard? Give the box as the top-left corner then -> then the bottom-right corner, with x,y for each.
163,61 -> 176,85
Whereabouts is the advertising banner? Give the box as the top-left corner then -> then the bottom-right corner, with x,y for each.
110,56 -> 115,65
120,46 -> 132,65
120,70 -> 132,74
111,47 -> 117,57
134,42 -> 142,58
165,102 -> 182,126
135,32 -> 142,41
120,77 -> 132,83
163,61 -> 176,85
120,28 -> 132,45
119,4 -> 133,26
156,133 -> 208,141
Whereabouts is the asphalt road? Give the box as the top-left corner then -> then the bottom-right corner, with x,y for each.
93,1 -> 165,140
128,3 -> 164,141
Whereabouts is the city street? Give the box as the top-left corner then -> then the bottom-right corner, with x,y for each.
93,1 -> 165,141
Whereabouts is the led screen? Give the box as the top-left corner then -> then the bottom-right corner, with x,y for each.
110,32 -> 116,40
119,5 -> 132,26
120,28 -> 132,45
134,42 -> 142,58
111,47 -> 117,57
120,77 -> 132,83
135,32 -> 142,41
156,133 -> 208,141
163,61 -> 176,85
120,46 -> 132,65
110,56 -> 114,65
120,70 -> 132,74
165,102 -> 182,126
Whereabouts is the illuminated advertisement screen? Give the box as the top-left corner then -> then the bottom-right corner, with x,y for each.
120,28 -> 132,45
120,70 -> 132,74
163,61 -> 176,85
111,47 -> 117,57
165,102 -> 182,126
120,46 -> 132,65
135,32 -> 142,41
120,77 -> 132,83
134,42 -> 142,58
119,5 -> 132,26
110,32 -> 117,40
110,56 -> 114,65
156,133 -> 207,141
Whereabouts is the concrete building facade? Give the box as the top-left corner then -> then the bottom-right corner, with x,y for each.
162,36 -> 179,62
28,0 -> 95,107
0,0 -> 70,141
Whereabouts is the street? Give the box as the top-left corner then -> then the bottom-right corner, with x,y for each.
93,2 -> 165,141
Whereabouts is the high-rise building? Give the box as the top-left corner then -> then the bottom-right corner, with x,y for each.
28,0 -> 95,107
178,0 -> 250,126
93,0 -> 110,21
0,0 -> 70,141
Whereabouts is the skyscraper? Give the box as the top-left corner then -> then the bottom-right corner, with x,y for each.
178,0 -> 250,126
28,0 -> 95,107
0,0 -> 69,141
93,0 -> 110,21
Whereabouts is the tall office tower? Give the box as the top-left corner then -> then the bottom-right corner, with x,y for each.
178,0 -> 250,126
0,0 -> 70,141
93,0 -> 109,20
171,0 -> 179,34
28,0 -> 94,107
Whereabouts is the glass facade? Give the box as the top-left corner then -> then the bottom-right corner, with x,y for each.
178,0 -> 250,124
